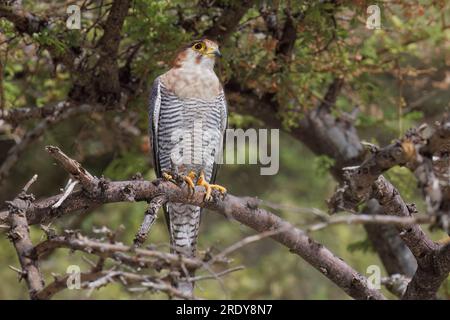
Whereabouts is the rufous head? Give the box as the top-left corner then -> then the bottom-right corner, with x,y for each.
173,39 -> 221,70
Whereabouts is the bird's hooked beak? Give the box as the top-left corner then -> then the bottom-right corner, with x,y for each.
207,47 -> 222,58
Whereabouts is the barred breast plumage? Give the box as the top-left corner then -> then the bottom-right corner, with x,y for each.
148,39 -> 227,295
157,81 -> 225,183
156,79 -> 225,256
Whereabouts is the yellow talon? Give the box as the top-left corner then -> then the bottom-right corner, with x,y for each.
187,171 -> 196,180
197,171 -> 227,201
210,184 -> 227,194
162,171 -> 178,185
162,172 -> 173,181
183,171 -> 196,193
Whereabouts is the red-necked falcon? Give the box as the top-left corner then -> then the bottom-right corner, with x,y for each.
148,39 -> 227,293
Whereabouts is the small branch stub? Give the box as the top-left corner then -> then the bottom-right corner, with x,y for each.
134,194 -> 167,247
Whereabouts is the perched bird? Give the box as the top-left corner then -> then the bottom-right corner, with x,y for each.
148,39 -> 227,294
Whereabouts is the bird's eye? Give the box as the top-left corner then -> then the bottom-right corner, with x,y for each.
193,42 -> 204,51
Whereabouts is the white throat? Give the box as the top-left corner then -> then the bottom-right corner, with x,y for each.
161,51 -> 221,101
181,49 -> 215,70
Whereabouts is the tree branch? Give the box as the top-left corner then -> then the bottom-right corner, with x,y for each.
0,1 -> 76,69
305,212 -> 434,232
226,77 -> 415,278
372,176 -> 437,259
133,194 -> 167,247
90,0 -> 131,103
0,146 -> 386,300
0,1 -> 46,35
327,119 -> 450,299
363,199 -> 417,277
36,269 -> 195,300
402,243 -> 450,300
6,174 -> 45,299
45,146 -> 97,192
0,101 -> 71,124
33,233 -> 203,271
203,0 -> 256,43
0,101 -> 123,185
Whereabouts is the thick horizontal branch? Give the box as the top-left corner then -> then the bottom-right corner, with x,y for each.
1,180 -> 385,300
0,100 -> 119,124
0,146 -> 385,300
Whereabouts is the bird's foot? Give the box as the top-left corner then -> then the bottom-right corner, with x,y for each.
197,171 -> 227,201
183,171 -> 196,195
162,171 -> 177,184
162,171 -> 196,195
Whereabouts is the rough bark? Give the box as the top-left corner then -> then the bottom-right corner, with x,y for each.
0,146 -> 386,300
6,175 -> 45,299
204,0 -> 256,43
226,78 -> 416,277
363,200 -> 417,277
326,121 -> 450,299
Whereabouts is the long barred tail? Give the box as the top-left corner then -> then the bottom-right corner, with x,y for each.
165,202 -> 201,296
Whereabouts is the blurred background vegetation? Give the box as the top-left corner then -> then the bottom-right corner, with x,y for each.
0,0 -> 449,299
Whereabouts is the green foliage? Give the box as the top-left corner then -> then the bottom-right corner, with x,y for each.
356,114 -> 380,128
314,155 -> 336,177
403,111 -> 424,122
32,29 -> 67,55
0,0 -> 449,300
385,166 -> 420,201
104,152 -> 149,180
